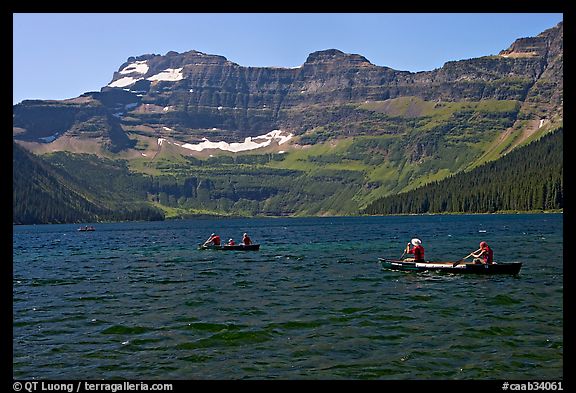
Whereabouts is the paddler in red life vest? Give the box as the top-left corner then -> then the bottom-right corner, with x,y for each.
227,238 -> 236,246
471,241 -> 494,264
405,238 -> 425,262
204,233 -> 221,246
242,233 -> 252,245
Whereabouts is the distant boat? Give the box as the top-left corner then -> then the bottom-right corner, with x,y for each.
77,226 -> 96,232
198,243 -> 260,251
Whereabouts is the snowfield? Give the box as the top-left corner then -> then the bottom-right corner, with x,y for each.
159,130 -> 293,153
147,68 -> 184,82
119,60 -> 149,75
108,76 -> 142,88
108,65 -> 184,87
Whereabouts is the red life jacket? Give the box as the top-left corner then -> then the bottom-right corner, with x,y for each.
409,245 -> 425,261
482,246 -> 493,264
414,245 -> 424,261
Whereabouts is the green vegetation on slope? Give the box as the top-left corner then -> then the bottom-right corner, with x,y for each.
14,96 -> 562,223
13,143 -> 164,224
13,142 -> 106,224
363,128 -> 563,215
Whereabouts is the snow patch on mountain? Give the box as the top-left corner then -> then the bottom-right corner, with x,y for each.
147,68 -> 184,82
38,132 -> 59,143
109,64 -> 182,87
158,130 -> 293,153
119,60 -> 149,75
181,130 -> 292,152
108,77 -> 142,88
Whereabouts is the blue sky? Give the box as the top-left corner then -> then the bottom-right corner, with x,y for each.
13,13 -> 563,104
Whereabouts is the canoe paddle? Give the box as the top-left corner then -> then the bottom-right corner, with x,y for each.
453,248 -> 481,266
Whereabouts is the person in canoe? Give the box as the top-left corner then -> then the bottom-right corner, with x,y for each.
404,238 -> 425,262
471,241 -> 494,264
242,233 -> 252,245
204,233 -> 221,246
227,238 -> 236,246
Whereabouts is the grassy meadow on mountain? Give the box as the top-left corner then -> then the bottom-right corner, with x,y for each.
13,22 -> 563,223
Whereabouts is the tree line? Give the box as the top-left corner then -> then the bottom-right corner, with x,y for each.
13,143 -> 164,224
363,128 -> 563,215
13,126 -> 562,224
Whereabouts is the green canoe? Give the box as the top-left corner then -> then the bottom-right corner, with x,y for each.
379,258 -> 522,275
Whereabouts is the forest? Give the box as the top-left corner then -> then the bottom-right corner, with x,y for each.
13,143 -> 164,224
13,127 -> 563,224
363,129 -> 563,215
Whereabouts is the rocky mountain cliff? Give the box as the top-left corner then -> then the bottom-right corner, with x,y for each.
12,22 -> 563,221
13,22 -> 562,154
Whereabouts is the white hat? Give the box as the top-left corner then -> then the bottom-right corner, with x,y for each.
411,238 -> 422,246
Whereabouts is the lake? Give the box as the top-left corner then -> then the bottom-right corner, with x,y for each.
13,214 -> 563,380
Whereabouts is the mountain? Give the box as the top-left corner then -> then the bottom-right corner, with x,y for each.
363,128 -> 563,215
12,22 -> 563,222
13,142 -> 164,224
13,142 -> 106,224
14,22 -> 562,151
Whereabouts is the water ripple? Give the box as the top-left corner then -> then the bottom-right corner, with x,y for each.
13,214 -> 563,379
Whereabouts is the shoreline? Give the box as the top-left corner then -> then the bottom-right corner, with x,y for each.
12,209 -> 563,226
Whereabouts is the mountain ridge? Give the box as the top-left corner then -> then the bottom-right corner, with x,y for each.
14,21 -> 562,153
12,22 -> 563,221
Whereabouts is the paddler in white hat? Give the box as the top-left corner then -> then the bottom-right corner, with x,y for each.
404,238 -> 425,262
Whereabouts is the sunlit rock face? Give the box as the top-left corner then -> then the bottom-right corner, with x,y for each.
13,22 -> 562,153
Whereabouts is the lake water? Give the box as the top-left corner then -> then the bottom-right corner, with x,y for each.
13,214 -> 563,380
